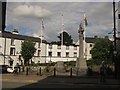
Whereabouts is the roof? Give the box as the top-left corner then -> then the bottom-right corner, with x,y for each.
85,37 -> 95,43
75,37 -> 98,45
1,31 -> 47,43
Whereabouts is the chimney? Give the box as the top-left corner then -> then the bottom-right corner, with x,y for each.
12,28 -> 19,34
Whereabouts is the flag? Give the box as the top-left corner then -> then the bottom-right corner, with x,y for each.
84,15 -> 88,26
41,19 -> 44,30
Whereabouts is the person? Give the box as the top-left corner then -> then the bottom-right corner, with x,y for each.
13,63 -> 19,74
13,67 -> 18,74
87,66 -> 93,76
99,61 -> 106,82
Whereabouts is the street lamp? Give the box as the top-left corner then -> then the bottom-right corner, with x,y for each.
113,0 -> 118,79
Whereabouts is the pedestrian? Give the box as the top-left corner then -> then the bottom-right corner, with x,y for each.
13,67 -> 18,74
99,61 -> 106,82
87,66 -> 93,76
13,63 -> 19,74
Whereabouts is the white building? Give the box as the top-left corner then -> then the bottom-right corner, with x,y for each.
0,29 -> 96,66
117,1 -> 120,54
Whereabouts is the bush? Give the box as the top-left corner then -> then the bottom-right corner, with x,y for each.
86,59 -> 113,66
30,62 -> 56,66
64,61 -> 76,67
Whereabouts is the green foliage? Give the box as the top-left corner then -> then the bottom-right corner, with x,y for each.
30,62 -> 57,66
21,40 -> 36,66
58,31 -> 73,45
64,61 -> 76,66
91,37 -> 113,65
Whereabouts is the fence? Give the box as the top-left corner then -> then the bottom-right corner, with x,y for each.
14,65 -> 115,78
17,66 -> 80,77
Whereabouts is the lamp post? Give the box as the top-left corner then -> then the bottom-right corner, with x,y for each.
113,0 -> 117,79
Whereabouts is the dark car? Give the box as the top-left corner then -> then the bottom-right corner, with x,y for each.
0,65 -> 9,74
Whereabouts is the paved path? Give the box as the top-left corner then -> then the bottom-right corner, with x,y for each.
1,74 -> 120,84
1,74 -> 47,83
1,74 -> 120,89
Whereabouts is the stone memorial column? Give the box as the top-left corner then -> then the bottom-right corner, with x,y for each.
76,23 -> 87,76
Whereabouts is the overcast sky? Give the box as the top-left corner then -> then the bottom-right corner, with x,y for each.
5,0 -> 120,43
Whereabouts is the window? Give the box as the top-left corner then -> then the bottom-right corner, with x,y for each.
74,46 -> 77,50
90,50 -> 92,54
10,48 -> 15,55
119,14 -> 120,19
90,44 -> 93,47
66,52 -> 69,57
11,39 -> 15,45
57,45 -> 61,49
38,50 -> 41,56
57,52 -> 61,57
38,42 -> 40,48
49,44 -> 52,49
48,51 -> 52,57
66,46 -> 69,50
74,52 -> 77,57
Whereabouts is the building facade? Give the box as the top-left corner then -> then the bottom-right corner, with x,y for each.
117,1 -> 120,55
0,29 -> 95,66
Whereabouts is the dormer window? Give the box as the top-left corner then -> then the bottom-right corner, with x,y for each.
66,46 -> 69,50
74,46 -> 77,50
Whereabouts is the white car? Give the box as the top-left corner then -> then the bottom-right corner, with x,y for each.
7,66 -> 14,73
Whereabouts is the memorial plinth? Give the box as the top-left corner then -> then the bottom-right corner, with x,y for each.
76,23 -> 87,76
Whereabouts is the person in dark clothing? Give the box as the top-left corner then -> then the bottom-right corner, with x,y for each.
99,61 -> 106,82
87,66 -> 93,76
13,63 -> 19,74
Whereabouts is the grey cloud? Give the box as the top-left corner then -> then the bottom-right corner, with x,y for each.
6,2 -> 114,42
13,3 -> 52,19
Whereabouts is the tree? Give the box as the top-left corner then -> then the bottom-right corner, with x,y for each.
58,31 -> 73,45
21,40 -> 36,66
91,37 -> 113,65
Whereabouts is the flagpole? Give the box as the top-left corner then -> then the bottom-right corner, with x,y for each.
40,19 -> 44,61
61,14 -> 64,45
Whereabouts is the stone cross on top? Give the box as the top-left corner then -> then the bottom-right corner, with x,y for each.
78,23 -> 84,34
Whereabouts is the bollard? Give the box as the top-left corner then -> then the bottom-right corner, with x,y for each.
39,67 -> 42,76
70,68 -> 72,77
54,68 -> 56,77
26,67 -> 28,76
19,67 -> 20,73
22,66 -> 24,72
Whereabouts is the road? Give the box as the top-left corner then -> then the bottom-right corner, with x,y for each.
1,74 -> 120,90
2,80 -> 120,90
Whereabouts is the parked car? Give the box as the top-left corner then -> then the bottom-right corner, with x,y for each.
7,66 -> 14,73
0,65 -> 9,74
7,66 -> 19,73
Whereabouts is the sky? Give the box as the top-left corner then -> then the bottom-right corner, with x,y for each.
5,0 -> 120,43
